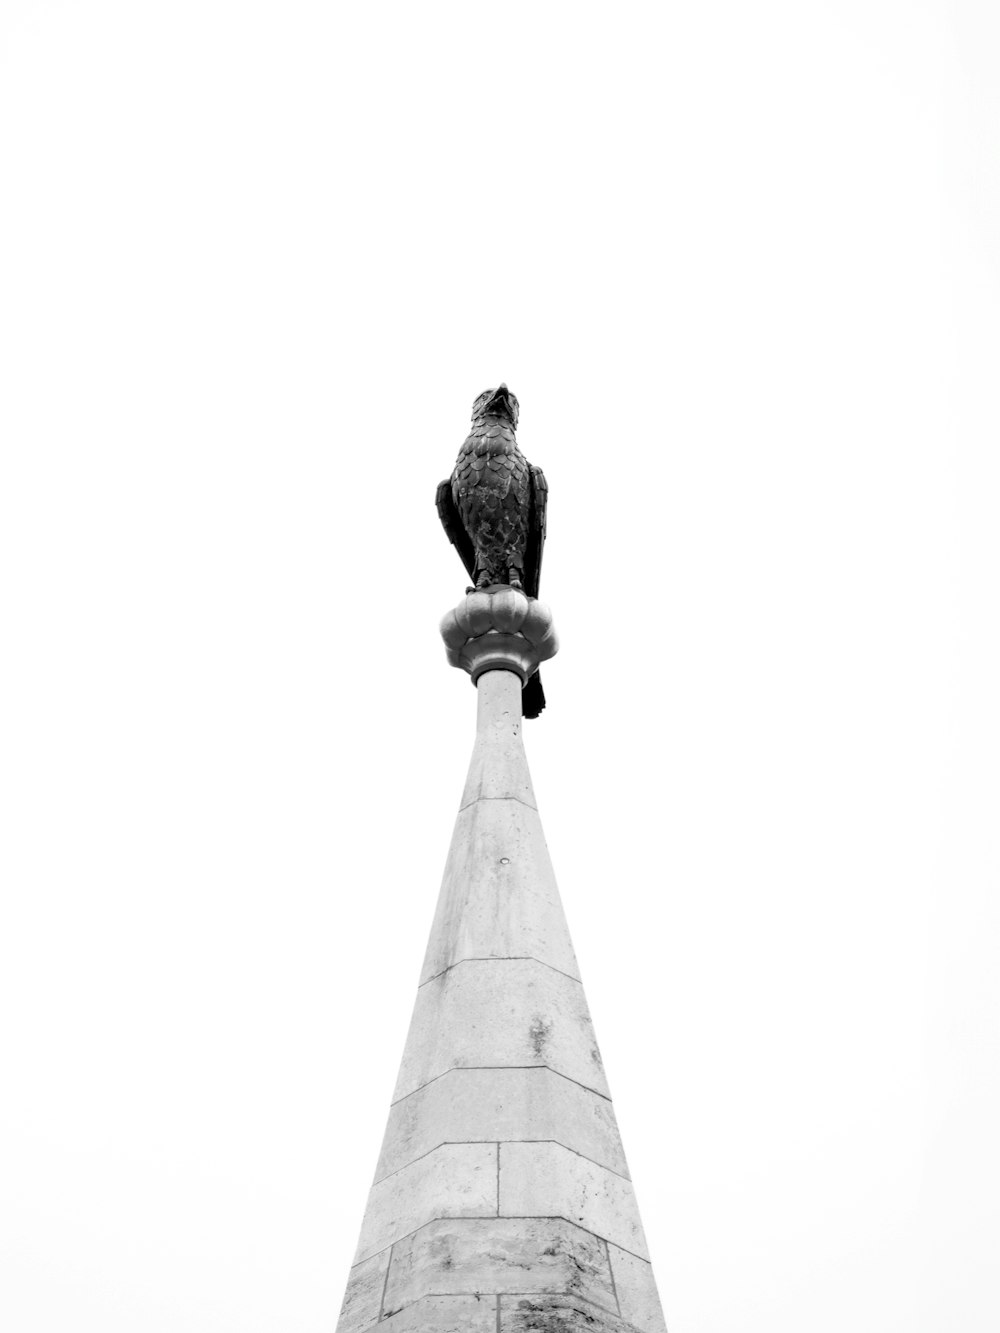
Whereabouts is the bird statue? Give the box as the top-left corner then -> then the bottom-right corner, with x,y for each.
436,384 -> 549,718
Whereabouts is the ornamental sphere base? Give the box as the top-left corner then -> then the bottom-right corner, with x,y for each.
439,585 -> 558,685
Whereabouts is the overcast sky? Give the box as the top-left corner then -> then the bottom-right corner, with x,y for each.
2,2 -> 998,1331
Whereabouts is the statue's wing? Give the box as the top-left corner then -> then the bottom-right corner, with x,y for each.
436,478 -> 476,583
522,669 -> 546,720
524,465 -> 548,599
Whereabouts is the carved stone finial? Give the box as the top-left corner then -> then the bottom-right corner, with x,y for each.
440,585 -> 558,686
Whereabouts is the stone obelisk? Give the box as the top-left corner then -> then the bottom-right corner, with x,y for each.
336,584 -> 667,1333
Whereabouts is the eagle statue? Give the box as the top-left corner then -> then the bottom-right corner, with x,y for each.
436,384 -> 549,719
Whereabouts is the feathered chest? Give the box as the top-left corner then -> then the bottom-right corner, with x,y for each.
451,417 -> 530,511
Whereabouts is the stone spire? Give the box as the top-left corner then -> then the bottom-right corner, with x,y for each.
336,587 -> 667,1333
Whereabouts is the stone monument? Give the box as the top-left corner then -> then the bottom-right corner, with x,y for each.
336,389 -> 666,1332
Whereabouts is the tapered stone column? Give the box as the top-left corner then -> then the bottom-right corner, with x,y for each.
337,589 -> 666,1333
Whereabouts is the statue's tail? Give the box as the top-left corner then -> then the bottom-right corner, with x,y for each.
523,670 -> 546,720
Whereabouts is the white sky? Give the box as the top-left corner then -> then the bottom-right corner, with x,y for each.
1,2 -> 998,1330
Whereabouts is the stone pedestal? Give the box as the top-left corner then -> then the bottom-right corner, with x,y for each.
336,593 -> 666,1333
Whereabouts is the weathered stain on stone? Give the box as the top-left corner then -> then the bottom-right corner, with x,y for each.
361,1293 -> 497,1332
394,959 -> 610,1101
499,1142 -> 650,1259
382,1217 -> 618,1316
529,1015 -> 554,1057
509,1296 -> 602,1330
499,1295 -> 639,1332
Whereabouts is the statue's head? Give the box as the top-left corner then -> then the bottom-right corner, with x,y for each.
472,383 -> 519,429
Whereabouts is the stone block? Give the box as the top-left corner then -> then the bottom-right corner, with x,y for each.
393,959 -> 609,1103
362,1293 -> 497,1332
377,1066 -> 628,1182
383,1216 -> 618,1315
499,1141 -> 649,1260
499,1294 -> 639,1331
608,1245 -> 667,1333
421,798 -> 581,984
336,1250 -> 389,1333
354,1142 -> 497,1264
460,671 -> 538,808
